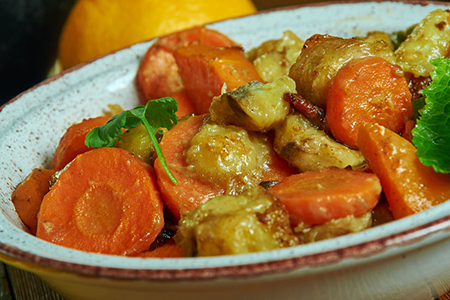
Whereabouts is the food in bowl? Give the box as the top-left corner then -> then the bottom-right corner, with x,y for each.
10,8 -> 450,259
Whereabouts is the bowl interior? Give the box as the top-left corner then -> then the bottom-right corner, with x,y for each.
1,0 -> 450,275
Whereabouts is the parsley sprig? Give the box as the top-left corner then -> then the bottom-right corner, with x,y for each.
412,58 -> 450,174
85,97 -> 179,184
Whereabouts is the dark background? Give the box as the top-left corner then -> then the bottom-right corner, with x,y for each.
0,0 -> 76,105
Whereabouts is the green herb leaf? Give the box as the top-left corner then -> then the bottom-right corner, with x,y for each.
412,58 -> 450,173
143,98 -> 179,132
85,111 -> 141,148
411,96 -> 426,120
85,97 -> 179,184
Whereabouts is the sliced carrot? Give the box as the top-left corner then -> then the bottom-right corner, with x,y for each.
262,152 -> 298,183
173,44 -> 263,114
154,115 -> 225,219
11,168 -> 56,235
37,147 -> 164,256
155,26 -> 238,50
326,56 -> 413,149
134,241 -> 183,258
136,45 -> 184,103
268,167 -> 381,226
51,114 -> 111,170
136,26 -> 237,104
401,119 -> 416,143
357,122 -> 450,219
261,132 -> 298,182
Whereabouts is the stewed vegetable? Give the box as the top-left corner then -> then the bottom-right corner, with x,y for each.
11,10 -> 450,258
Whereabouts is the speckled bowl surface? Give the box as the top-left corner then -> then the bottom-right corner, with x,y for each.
2,1 -> 450,299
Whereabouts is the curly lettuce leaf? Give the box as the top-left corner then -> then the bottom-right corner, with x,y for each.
412,58 -> 450,173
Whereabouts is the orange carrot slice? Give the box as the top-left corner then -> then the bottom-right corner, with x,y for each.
11,168 -> 56,235
326,56 -> 413,149
261,132 -> 297,182
167,89 -> 197,118
262,152 -> 298,183
173,44 -> 263,114
154,115 -> 224,219
401,119 -> 416,143
51,115 -> 111,170
268,167 -> 381,226
136,45 -> 184,103
136,26 -> 237,105
37,147 -> 164,256
357,122 -> 450,219
155,26 -> 238,50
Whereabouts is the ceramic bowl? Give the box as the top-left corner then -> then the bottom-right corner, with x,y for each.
2,1 -> 450,299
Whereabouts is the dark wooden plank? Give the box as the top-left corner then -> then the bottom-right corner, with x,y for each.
0,263 -> 13,300
5,265 -> 65,300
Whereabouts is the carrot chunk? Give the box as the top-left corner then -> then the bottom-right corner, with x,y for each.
136,26 -> 237,105
357,122 -> 450,219
155,26 -> 238,50
136,45 -> 184,102
401,119 -> 416,143
173,44 -> 263,114
268,167 -> 381,226
11,168 -> 56,235
51,115 -> 111,170
326,57 -> 413,149
37,147 -> 164,256
154,115 -> 224,219
261,132 -> 298,182
167,90 -> 197,118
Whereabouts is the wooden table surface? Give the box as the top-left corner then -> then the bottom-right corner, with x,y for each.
0,261 -> 450,300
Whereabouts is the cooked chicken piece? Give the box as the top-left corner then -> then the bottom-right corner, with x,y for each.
289,34 -> 397,108
185,122 -> 273,195
362,31 -> 395,50
209,76 -> 295,132
175,186 -> 299,257
294,212 -> 372,244
274,112 -> 366,172
246,30 -> 304,82
395,9 -> 450,78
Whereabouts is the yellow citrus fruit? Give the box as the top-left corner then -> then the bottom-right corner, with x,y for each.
58,0 -> 257,70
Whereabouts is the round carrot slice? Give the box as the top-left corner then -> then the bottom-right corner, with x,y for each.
268,167 -> 381,226
37,147 -> 164,256
326,56 -> 413,149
